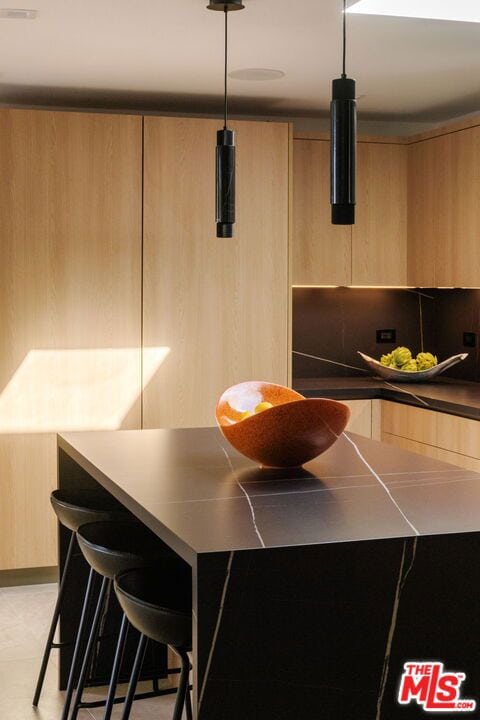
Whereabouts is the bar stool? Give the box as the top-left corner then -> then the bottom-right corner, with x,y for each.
65,520 -> 184,720
114,566 -> 193,720
33,488 -> 130,707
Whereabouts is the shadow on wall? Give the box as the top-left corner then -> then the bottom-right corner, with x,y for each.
293,288 -> 480,382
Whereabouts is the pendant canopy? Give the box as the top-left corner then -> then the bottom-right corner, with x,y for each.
207,1 -> 244,9
330,0 -> 357,226
207,0 -> 245,238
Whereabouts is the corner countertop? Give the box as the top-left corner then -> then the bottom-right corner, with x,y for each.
293,376 -> 480,421
59,425 -> 480,563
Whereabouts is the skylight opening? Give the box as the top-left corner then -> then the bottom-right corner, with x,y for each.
347,0 -> 480,23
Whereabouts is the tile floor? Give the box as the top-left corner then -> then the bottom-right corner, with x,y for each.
0,583 -> 178,719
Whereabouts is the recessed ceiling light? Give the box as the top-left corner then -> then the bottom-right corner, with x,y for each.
0,8 -> 37,19
229,68 -> 286,82
347,0 -> 480,23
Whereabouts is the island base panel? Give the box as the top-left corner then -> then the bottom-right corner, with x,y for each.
195,535 -> 480,719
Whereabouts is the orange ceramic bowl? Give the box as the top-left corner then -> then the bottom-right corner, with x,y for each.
216,381 -> 351,468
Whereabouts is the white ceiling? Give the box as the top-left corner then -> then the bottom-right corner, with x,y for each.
0,0 -> 479,122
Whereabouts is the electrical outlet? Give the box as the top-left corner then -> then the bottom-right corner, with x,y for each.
376,329 -> 396,344
463,332 -> 476,348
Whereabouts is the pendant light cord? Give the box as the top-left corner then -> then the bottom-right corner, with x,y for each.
342,0 -> 346,78
224,7 -> 228,129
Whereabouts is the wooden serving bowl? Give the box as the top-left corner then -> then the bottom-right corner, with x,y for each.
216,381 -> 351,468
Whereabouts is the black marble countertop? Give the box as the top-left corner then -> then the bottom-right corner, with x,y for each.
294,376 -> 480,420
59,426 -> 480,564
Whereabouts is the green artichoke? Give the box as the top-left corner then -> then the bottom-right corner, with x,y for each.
380,352 -> 394,367
377,346 -> 439,373
416,352 -> 438,371
402,359 -> 419,372
391,346 -> 412,368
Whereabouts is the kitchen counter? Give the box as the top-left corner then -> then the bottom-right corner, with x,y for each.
58,427 -> 480,557
294,375 -> 480,420
57,427 -> 480,719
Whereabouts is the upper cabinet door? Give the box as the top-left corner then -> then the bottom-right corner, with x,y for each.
293,139 -> 352,286
143,117 -> 290,429
353,142 -> 408,286
407,138 -> 440,287
435,127 -> 480,287
408,127 -> 480,288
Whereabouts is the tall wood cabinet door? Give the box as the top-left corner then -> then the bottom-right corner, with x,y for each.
353,142 -> 408,285
0,110 -> 143,569
435,127 -> 480,287
143,117 -> 289,429
407,138 -> 441,286
293,139 -> 352,286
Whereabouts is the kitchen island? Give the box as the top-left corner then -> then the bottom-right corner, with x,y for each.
58,427 -> 480,719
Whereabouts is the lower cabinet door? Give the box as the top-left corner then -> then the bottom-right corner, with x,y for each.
381,400 -> 480,472
381,432 -> 480,473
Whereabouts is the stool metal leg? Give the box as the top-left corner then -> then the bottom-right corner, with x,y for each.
32,530 -> 76,706
70,576 -> 110,720
172,648 -> 190,720
120,633 -> 148,720
103,612 -> 129,720
185,673 -> 193,720
60,567 -> 97,720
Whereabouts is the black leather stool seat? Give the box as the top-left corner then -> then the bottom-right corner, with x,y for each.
76,521 -> 175,580
50,488 -> 129,532
115,566 -> 192,650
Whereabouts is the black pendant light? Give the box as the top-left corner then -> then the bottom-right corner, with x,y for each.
330,0 -> 357,225
207,1 -> 245,238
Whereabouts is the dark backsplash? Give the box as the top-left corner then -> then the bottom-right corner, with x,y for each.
293,288 -> 480,382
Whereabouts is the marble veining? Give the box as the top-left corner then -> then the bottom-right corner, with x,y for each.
58,429 -> 480,719
342,433 -> 420,536
218,439 -> 266,549
293,350 -> 369,374
293,286 -> 480,383
418,293 -> 425,352
381,379 -> 431,407
294,349 -> 433,408
130,470 -> 479,507
59,427 -> 480,558
296,375 -> 480,421
194,532 -> 480,719
375,537 -> 418,719
198,550 -> 235,712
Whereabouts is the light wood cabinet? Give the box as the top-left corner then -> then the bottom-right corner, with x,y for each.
408,126 -> 480,287
344,399 -> 381,439
292,138 -> 407,286
436,411 -> 480,459
436,127 -> 480,287
381,433 -> 480,473
294,120 -> 480,288
381,400 -> 480,472
0,109 -> 143,569
353,143 -> 408,285
407,138 -> 441,286
381,401 -> 436,445
1,111 -> 289,571
293,139 -> 352,286
143,117 -> 290,429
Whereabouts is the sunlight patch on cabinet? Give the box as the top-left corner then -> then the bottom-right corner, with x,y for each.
0,347 -> 170,433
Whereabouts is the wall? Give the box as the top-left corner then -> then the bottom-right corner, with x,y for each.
293,288 -> 480,382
